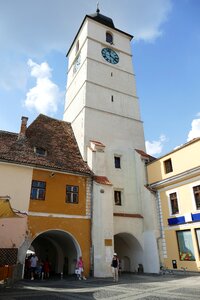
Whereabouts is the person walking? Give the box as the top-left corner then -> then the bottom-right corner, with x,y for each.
76,256 -> 86,280
30,253 -> 38,280
43,258 -> 50,279
111,253 -> 119,282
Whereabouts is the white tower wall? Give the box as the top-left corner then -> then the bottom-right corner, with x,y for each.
64,12 -> 160,276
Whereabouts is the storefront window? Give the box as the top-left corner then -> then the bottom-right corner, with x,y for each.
196,229 -> 200,253
176,230 -> 195,261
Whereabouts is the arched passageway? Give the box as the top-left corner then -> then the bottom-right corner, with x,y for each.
27,230 -> 81,277
114,233 -> 144,273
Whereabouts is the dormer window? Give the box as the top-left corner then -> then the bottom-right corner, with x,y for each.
106,32 -> 113,44
34,147 -> 47,156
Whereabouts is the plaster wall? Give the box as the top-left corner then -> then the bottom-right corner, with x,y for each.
64,13 -> 160,276
87,19 -> 132,57
147,140 -> 200,184
29,169 -> 88,215
159,178 -> 200,227
0,163 -> 32,212
85,79 -> 139,119
0,163 -> 31,250
0,217 -> 28,248
92,182 -> 114,277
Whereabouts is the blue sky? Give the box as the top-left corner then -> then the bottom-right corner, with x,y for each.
0,0 -> 199,157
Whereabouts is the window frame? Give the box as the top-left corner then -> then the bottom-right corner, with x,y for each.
31,180 -> 46,200
193,185 -> 200,210
106,31 -> 113,44
34,147 -> 47,156
114,190 -> 122,206
66,185 -> 79,204
114,156 -> 121,169
195,228 -> 200,257
169,192 -> 179,215
164,158 -> 173,174
176,230 -> 195,261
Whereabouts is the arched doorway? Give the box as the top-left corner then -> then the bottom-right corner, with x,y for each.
27,229 -> 81,277
114,233 -> 143,273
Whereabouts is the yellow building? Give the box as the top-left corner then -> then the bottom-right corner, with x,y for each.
0,114 -> 93,278
147,138 -> 200,272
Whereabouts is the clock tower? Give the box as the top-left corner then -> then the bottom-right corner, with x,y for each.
64,8 -> 160,277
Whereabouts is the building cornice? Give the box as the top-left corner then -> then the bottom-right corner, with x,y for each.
149,165 -> 200,189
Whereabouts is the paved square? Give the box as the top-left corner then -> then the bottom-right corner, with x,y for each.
1,273 -> 200,299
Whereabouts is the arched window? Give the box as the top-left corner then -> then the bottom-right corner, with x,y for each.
106,32 -> 113,44
76,40 -> 79,53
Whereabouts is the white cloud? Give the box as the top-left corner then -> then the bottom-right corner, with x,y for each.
24,59 -> 61,115
0,0 -> 172,55
0,0 -> 172,90
107,0 -> 173,42
187,114 -> 200,141
145,134 -> 167,156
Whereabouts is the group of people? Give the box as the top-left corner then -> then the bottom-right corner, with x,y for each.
75,253 -> 121,283
24,254 -> 51,280
25,252 -> 121,282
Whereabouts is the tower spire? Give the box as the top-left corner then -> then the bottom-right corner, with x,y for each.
96,1 -> 100,14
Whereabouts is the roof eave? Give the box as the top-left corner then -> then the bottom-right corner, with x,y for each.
0,158 -> 93,177
66,15 -> 133,57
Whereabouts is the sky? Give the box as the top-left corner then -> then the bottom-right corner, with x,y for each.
0,0 -> 200,157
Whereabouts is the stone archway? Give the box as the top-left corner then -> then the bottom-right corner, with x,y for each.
27,229 -> 81,276
114,232 -> 144,273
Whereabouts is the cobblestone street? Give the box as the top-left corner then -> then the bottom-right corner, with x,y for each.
1,273 -> 200,300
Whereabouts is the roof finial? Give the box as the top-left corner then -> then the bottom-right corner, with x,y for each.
96,1 -> 100,14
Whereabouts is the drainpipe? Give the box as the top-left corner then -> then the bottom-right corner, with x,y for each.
90,176 -> 94,277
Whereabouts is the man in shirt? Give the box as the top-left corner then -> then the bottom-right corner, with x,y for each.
30,253 -> 38,280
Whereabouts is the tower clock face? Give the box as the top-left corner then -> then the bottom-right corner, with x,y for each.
101,48 -> 119,64
73,54 -> 81,73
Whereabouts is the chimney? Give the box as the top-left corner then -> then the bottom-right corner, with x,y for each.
18,116 -> 28,140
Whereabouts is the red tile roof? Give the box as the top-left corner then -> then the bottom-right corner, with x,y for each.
94,176 -> 112,185
90,140 -> 105,147
0,114 -> 92,176
113,213 -> 143,218
135,149 -> 156,162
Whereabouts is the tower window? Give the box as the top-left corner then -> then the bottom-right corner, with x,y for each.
76,40 -> 79,53
106,32 -> 113,44
111,95 -> 114,102
114,190 -> 122,206
114,156 -> 121,168
164,158 -> 173,173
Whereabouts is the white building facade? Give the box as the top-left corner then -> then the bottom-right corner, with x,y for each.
64,9 -> 160,277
